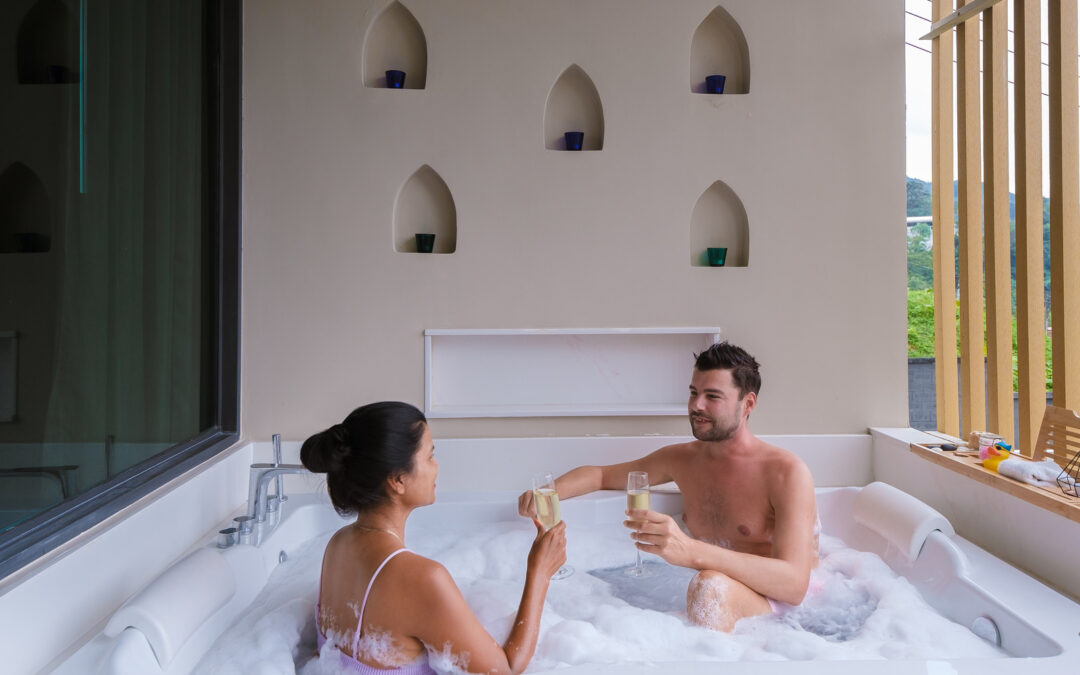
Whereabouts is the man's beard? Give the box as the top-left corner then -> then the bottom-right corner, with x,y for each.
689,414 -> 740,442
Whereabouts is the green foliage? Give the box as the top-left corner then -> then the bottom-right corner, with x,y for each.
907,289 -> 937,357
905,176 -> 1053,389
906,222 -> 933,291
906,290 -> 1052,388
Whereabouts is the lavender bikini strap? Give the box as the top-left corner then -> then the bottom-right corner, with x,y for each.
352,548 -> 411,656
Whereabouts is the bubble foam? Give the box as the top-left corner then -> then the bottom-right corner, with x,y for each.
196,513 -> 1007,674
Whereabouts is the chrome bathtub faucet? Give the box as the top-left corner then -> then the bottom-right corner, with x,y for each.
247,463 -> 308,524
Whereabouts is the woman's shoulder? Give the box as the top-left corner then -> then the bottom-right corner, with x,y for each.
390,549 -> 451,584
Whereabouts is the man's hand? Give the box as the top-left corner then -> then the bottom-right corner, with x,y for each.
624,509 -> 699,569
517,490 -> 537,519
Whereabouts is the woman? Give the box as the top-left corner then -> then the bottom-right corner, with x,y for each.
302,401 -> 566,675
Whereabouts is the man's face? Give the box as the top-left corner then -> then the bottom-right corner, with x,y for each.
687,368 -> 753,442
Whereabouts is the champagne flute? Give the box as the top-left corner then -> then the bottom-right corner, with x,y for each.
532,472 -> 573,580
626,470 -> 651,577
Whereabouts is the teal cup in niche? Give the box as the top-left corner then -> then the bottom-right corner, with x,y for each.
415,233 -> 435,253
707,247 -> 728,267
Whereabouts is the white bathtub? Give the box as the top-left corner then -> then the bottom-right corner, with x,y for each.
70,483 -> 1080,675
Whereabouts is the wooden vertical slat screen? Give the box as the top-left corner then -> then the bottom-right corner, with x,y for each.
956,0 -> 986,437
982,2 -> 1013,444
1048,0 -> 1080,411
1014,0 -> 1046,454
932,0 -> 960,437
929,0 -> 1079,448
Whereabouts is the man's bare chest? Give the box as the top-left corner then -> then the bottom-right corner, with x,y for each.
675,469 -> 775,550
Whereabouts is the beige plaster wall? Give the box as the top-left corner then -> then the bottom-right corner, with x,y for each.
241,0 -> 907,441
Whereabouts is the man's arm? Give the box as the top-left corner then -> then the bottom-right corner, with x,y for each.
519,446 -> 680,517
630,456 -> 816,605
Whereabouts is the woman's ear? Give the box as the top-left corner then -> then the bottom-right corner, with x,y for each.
387,473 -> 407,496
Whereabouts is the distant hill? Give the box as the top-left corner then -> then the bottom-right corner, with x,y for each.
905,176 -> 1049,224
906,177 -> 932,217
905,176 -> 1052,305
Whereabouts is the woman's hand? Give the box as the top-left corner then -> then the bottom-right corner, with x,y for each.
517,490 -> 536,519
624,510 -> 698,568
527,519 -> 566,579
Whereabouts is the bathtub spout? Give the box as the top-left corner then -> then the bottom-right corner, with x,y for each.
247,463 -> 308,525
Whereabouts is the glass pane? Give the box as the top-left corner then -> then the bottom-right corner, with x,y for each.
0,0 -> 210,533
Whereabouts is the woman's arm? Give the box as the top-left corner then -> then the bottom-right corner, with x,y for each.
407,520 -> 566,675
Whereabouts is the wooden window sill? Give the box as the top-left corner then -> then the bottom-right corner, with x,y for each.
909,442 -> 1080,524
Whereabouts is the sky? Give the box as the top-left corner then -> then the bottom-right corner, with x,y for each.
904,0 -> 1055,197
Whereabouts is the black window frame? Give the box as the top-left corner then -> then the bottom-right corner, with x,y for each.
0,0 -> 241,582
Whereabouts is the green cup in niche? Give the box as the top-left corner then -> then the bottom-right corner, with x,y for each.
707,247 -> 727,267
415,233 -> 436,253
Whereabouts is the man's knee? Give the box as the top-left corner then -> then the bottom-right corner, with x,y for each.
686,570 -> 770,632
686,570 -> 736,631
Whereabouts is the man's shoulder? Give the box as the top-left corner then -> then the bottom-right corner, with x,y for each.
753,438 -> 814,487
751,437 -> 810,469
653,440 -> 701,459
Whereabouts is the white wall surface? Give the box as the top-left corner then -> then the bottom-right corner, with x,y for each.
240,0 -> 908,443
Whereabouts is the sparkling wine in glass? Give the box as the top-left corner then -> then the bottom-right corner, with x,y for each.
626,470 -> 651,577
532,472 -> 573,580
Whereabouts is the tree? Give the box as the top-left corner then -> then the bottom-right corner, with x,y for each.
907,222 -> 933,291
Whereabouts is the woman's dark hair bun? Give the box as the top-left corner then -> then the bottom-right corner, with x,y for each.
300,402 -> 427,514
300,423 -> 351,474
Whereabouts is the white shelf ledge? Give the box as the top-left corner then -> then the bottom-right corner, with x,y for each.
424,328 -> 721,418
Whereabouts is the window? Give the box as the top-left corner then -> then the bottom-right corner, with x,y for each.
0,0 -> 239,580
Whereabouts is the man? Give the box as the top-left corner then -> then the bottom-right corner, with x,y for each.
518,342 -> 818,631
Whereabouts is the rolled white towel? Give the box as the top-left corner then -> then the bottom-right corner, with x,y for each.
997,457 -> 1077,490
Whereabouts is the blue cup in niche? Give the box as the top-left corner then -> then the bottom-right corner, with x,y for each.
47,64 -> 72,83
386,70 -> 406,88
707,247 -> 728,267
705,74 -> 726,94
415,233 -> 435,253
564,131 -> 584,151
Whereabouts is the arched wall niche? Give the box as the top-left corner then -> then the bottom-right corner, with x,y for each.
17,0 -> 79,84
0,162 -> 52,253
543,65 -> 605,151
363,1 -> 428,89
689,5 -> 750,95
393,165 -> 457,253
689,180 -> 748,267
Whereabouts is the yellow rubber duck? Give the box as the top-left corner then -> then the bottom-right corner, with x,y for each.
980,442 -> 1012,472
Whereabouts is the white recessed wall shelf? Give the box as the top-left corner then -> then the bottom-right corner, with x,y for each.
690,180 -> 748,267
424,328 -> 721,417
544,65 -> 605,151
690,5 -> 750,95
363,1 -> 427,89
394,165 -> 457,253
